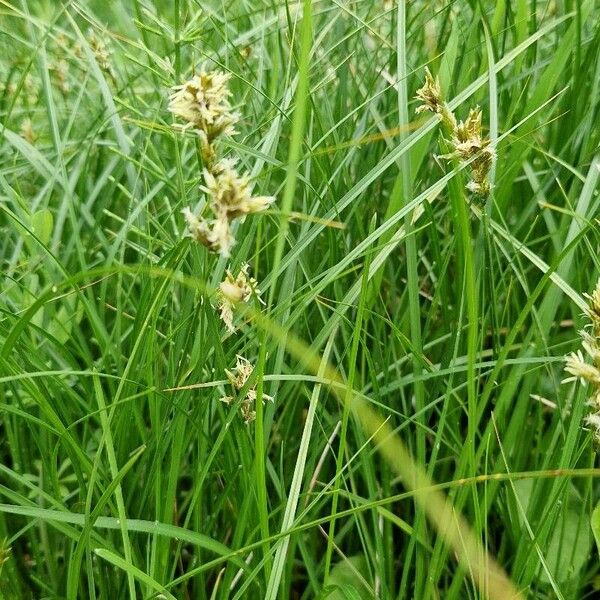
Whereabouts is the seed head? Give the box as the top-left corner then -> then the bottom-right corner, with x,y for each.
20,118 -> 36,144
217,263 -> 262,332
581,330 -> 600,367
173,66 -> 275,257
220,355 -> 273,423
415,68 -> 443,115
182,207 -> 211,243
584,278 -> 600,334
585,413 -> 600,434
415,67 -> 457,131
169,70 -> 238,143
563,279 -> 600,445
88,28 -> 115,79
440,106 -> 495,197
563,350 -> 600,385
208,215 -> 236,257
50,58 -> 70,94
416,69 -> 494,197
24,74 -> 39,105
454,108 -> 483,144
181,208 -> 235,257
225,355 -> 254,390
466,179 -> 491,197
589,388 -> 600,411
203,159 -> 275,220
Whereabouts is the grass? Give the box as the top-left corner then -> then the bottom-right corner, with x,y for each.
1,0 -> 600,598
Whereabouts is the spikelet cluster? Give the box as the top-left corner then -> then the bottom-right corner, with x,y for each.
170,67 -> 275,422
563,279 -> 600,439
415,68 -> 494,197
6,30 -> 114,139
19,118 -> 36,144
415,68 -> 456,128
585,281 -> 600,334
50,30 -> 115,94
3,70 -> 40,145
88,28 -> 115,80
169,69 -> 275,257
169,70 -> 238,156
216,262 -> 267,421
215,264 -> 268,422
5,73 -> 39,106
220,355 -> 273,424
217,263 -> 263,333
50,57 -> 70,95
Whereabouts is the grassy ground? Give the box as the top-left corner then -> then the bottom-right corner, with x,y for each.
1,0 -> 600,598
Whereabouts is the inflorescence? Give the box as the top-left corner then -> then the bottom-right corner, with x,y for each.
169,69 -> 274,257
563,279 -> 600,439
415,67 -> 494,198
220,355 -> 273,424
217,263 -> 263,333
168,68 -> 275,423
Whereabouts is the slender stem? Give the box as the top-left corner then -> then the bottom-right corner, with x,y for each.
323,223 -> 373,587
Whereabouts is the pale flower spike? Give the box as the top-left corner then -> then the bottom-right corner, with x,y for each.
217,263 -> 262,333
181,208 -> 235,257
415,67 -> 457,131
415,69 -> 493,197
209,216 -> 236,257
563,277 -> 600,443
171,68 -> 275,257
220,355 -> 273,424
449,107 -> 495,196
586,413 -> 600,434
88,28 -> 115,80
415,67 -> 443,115
581,330 -> 600,366
203,160 -> 275,220
181,207 -> 211,244
563,350 -> 600,385
20,118 -> 36,144
168,70 -> 238,146
584,278 -> 600,334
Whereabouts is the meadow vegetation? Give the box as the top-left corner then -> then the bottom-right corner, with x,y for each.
1,0 -> 600,598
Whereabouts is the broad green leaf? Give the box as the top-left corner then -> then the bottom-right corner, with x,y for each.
48,295 -> 82,345
325,555 -> 374,600
29,209 -> 53,246
541,507 -> 591,584
515,481 -> 592,583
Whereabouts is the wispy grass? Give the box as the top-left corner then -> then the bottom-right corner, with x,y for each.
1,1 -> 600,598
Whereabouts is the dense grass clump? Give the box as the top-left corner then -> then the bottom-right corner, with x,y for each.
1,1 -> 600,598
